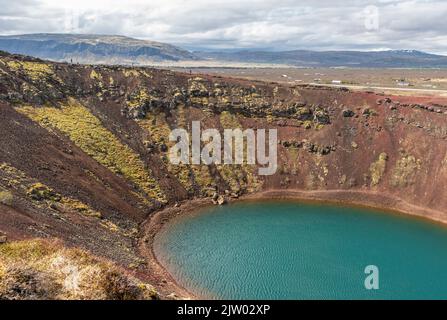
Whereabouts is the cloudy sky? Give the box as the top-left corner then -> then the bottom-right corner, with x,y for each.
1,0 -> 447,53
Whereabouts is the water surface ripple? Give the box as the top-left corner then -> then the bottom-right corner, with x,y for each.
154,201 -> 447,299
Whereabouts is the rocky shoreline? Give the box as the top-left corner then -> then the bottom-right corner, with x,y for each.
139,198 -> 213,299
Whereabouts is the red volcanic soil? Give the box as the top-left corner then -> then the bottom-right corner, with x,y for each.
0,51 -> 446,298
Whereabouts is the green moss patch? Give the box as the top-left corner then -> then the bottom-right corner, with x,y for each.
17,99 -> 166,203
369,152 -> 388,187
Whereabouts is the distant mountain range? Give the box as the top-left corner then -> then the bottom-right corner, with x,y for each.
0,34 -> 198,64
194,49 -> 447,68
1,33 -> 447,68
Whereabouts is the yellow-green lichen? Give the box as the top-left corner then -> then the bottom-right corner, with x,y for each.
215,164 -> 241,193
90,70 -> 104,90
219,111 -> 240,129
138,70 -> 153,79
218,111 -> 262,193
302,120 -> 313,129
0,162 -> 27,188
16,99 -> 166,203
305,172 -> 318,190
0,189 -> 13,206
123,69 -> 140,78
126,88 -> 152,109
138,112 -> 194,192
100,220 -> 120,233
369,152 -> 388,187
390,154 -> 422,188
60,198 -> 102,219
0,162 -> 102,218
191,165 -> 215,196
6,60 -> 54,80
138,110 -> 219,196
173,106 -> 218,194
27,183 -> 61,202
188,77 -> 208,95
90,70 -> 102,81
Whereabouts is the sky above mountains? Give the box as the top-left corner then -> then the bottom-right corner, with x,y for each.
1,0 -> 447,54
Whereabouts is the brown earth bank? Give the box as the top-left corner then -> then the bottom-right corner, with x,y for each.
0,50 -> 446,299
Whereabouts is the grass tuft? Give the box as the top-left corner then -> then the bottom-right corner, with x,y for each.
0,239 -> 158,300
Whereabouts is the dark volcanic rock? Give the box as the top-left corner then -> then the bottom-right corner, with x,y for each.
342,109 -> 355,117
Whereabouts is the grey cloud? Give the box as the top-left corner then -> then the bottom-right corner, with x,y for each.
0,0 -> 446,54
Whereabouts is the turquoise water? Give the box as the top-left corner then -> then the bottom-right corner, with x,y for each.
154,201 -> 447,299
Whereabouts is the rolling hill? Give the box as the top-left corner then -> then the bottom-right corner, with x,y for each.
1,34 -> 447,68
0,34 -> 198,65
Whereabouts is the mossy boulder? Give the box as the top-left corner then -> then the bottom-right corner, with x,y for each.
27,183 -> 61,202
314,109 -> 330,124
296,107 -> 312,121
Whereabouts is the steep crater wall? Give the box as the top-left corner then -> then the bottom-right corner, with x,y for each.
0,51 -> 446,296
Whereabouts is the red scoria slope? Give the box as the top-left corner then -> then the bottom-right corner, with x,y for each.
0,51 -> 446,298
